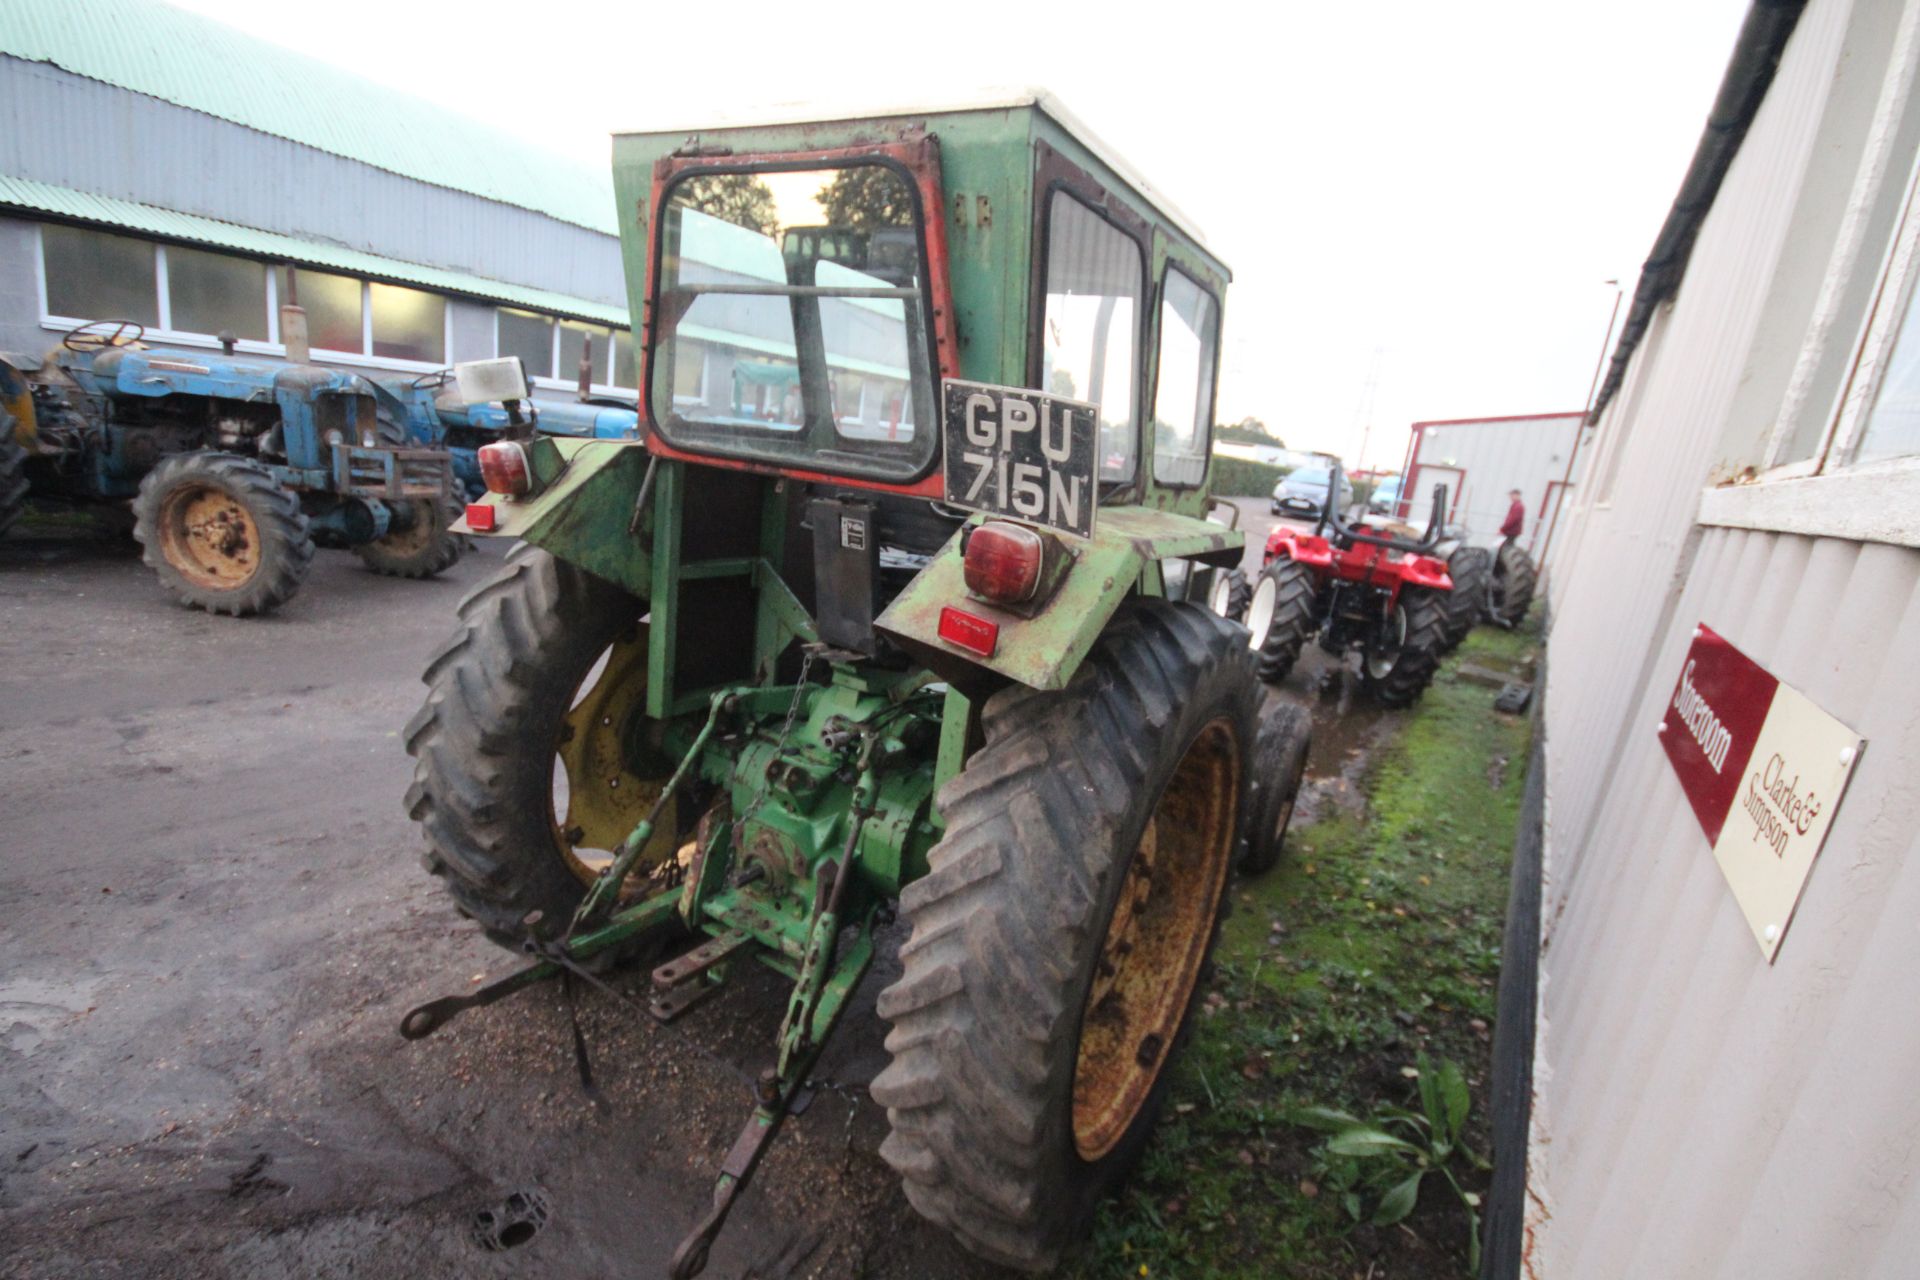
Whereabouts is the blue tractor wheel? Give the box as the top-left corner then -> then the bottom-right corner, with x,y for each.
0,406 -> 27,539
132,452 -> 313,617
355,494 -> 464,579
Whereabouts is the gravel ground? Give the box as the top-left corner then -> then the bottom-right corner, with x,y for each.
0,513 -> 1370,1280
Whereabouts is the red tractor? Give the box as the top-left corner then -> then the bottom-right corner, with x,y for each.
1246,463 -> 1454,706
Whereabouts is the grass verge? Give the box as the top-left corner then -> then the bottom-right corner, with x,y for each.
1064,623 -> 1539,1280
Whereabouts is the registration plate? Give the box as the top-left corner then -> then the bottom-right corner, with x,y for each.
941,379 -> 1098,539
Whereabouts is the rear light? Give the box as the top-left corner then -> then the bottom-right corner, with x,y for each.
465,502 -> 498,533
477,440 -> 533,497
963,521 -> 1044,604
937,606 -> 999,657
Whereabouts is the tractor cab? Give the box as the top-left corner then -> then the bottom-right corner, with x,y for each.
465,92 -> 1243,693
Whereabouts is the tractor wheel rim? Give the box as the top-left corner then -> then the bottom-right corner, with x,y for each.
1366,603 -> 1409,679
159,484 -> 260,590
1247,577 -> 1277,651
549,632 -> 676,893
1072,716 -> 1239,1162
1208,574 -> 1232,616
380,503 -> 440,554
1272,793 -> 1296,847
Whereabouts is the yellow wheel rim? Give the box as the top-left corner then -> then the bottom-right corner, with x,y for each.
158,483 -> 261,590
551,627 -> 678,889
377,505 -> 441,556
1072,717 -> 1240,1161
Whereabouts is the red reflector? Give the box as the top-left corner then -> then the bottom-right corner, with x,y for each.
963,522 -> 1044,603
477,440 -> 533,497
937,606 -> 999,657
465,502 -> 498,532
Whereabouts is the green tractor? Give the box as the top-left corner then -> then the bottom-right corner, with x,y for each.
400,93 -> 1311,1274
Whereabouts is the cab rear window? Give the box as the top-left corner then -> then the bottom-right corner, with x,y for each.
649,163 -> 937,482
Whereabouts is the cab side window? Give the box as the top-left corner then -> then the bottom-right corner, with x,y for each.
1153,267 -> 1220,487
1040,191 -> 1144,482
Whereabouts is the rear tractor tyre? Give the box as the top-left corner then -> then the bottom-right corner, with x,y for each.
1248,557 -> 1317,685
131,452 -> 312,616
873,602 -> 1259,1272
1207,566 -> 1252,623
1360,586 -> 1449,708
1239,700 -> 1312,876
404,544 -> 680,950
1440,545 -> 1492,651
1487,540 -> 1536,628
0,407 -> 27,539
356,495 -> 465,578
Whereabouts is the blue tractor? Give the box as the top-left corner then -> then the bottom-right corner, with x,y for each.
374,366 -> 638,500
0,319 -> 470,615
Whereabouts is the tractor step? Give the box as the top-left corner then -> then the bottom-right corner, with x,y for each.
649,929 -> 754,1022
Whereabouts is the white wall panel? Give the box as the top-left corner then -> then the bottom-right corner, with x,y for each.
1533,4 -> 1920,1274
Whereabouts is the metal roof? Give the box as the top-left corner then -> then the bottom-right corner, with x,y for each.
0,0 -> 617,235
0,173 -> 627,325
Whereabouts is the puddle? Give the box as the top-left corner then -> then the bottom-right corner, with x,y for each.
0,976 -> 102,1056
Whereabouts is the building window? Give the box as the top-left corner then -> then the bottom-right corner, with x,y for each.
280,266 -> 364,353
167,245 -> 269,341
612,328 -> 636,389
1152,266 -> 1220,488
42,225 -> 160,327
673,341 -> 707,402
831,370 -> 866,425
1849,272 -> 1920,464
36,224 -> 615,380
1041,191 -> 1144,482
558,320 -> 611,385
1693,44 -> 1920,548
497,309 -> 634,389
370,282 -> 444,363
498,308 -> 555,379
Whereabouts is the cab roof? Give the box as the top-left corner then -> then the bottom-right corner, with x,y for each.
613,87 -> 1217,261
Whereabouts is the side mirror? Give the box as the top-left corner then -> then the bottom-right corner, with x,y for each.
453,357 -> 530,405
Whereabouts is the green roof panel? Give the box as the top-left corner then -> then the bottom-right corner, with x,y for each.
0,173 -> 627,325
0,0 -> 616,234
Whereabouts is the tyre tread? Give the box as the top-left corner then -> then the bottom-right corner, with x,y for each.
873,601 -> 1258,1271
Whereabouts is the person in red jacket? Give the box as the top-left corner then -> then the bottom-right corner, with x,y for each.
1500,489 -> 1527,541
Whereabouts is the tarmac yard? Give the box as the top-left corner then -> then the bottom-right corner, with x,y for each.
0,511 -> 1381,1280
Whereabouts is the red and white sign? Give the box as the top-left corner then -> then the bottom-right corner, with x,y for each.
1658,625 -> 1864,961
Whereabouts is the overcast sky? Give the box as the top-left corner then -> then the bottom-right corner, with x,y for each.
177,0 -> 1749,469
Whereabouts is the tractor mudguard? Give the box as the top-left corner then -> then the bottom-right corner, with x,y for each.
874,506 -> 1242,692
457,437 -> 654,600
1264,526 -> 1335,569
1400,555 -> 1453,591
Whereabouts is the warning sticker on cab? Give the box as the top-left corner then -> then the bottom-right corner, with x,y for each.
941,378 -> 1097,539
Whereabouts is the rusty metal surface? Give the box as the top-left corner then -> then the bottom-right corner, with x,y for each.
457,437 -> 654,599
1072,716 -> 1237,1160
874,505 -> 1243,690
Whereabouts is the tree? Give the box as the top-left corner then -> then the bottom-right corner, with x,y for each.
817,168 -> 914,233
678,174 -> 780,236
1216,417 -> 1285,448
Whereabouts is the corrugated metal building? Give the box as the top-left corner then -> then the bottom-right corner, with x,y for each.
1505,1 -> 1920,1276
1393,411 -> 1587,559
0,0 -> 633,400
